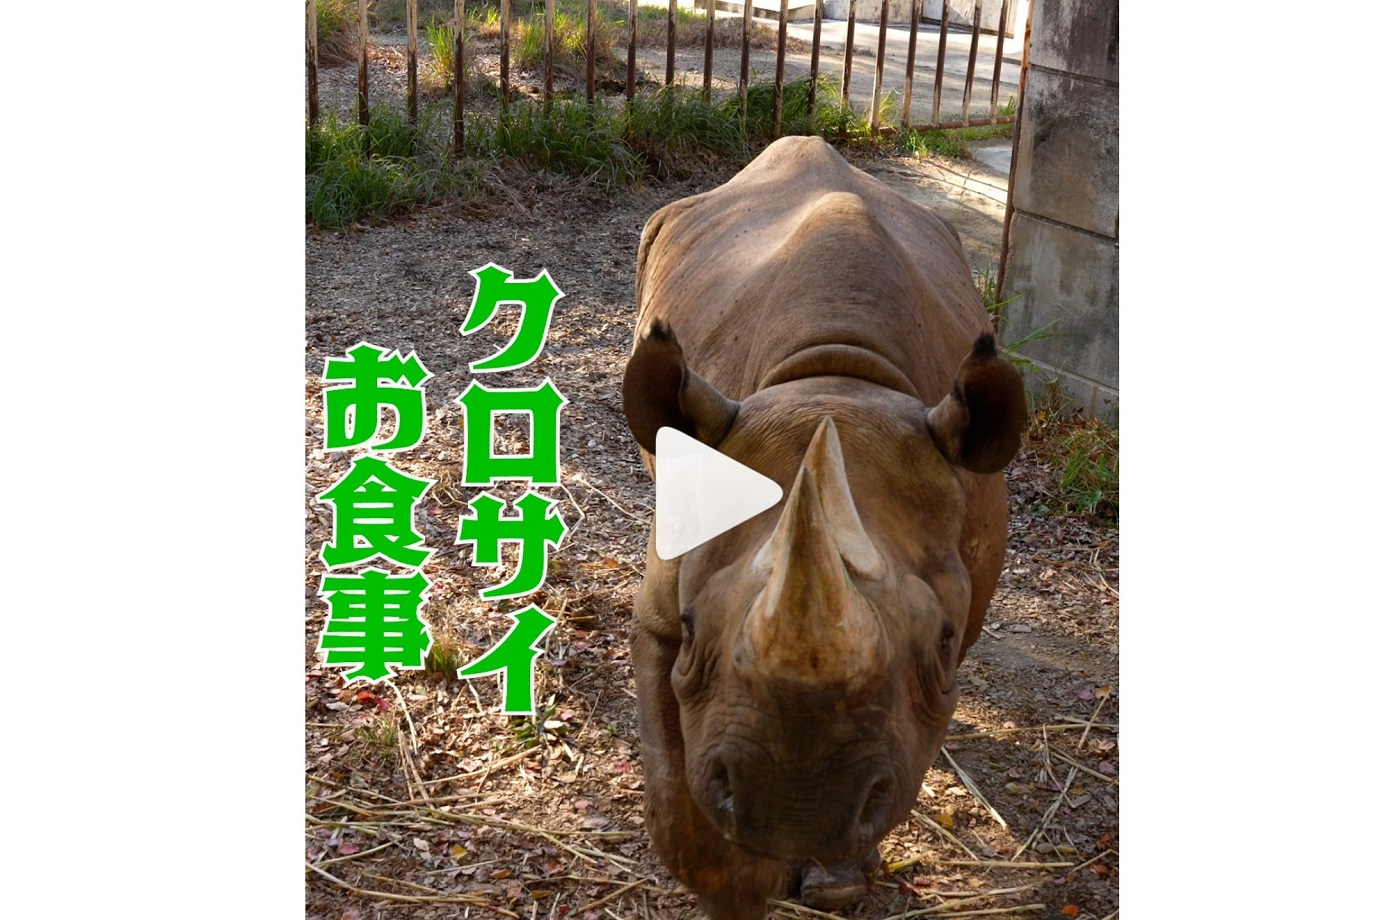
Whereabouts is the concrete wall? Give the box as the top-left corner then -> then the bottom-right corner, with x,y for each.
1000,0 -> 1118,421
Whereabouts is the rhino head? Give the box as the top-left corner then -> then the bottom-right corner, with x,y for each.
622,321 -> 1026,866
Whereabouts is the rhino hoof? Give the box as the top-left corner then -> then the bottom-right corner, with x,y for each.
795,850 -> 880,910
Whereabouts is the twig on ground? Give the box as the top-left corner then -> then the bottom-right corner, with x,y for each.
1014,762 -> 1077,860
1049,746 -> 1118,785
313,840 -> 397,867
307,774 -> 404,802
1078,691 -> 1111,750
941,746 -> 1007,829
767,899 -> 851,918
386,679 -> 420,750
555,876 -> 671,893
373,792 -> 507,808
1090,546 -> 1119,598
305,861 -> 518,914
917,905 -> 1045,918
568,472 -> 653,520
1069,849 -> 1118,874
913,811 -> 979,860
944,723 -> 1115,742
579,878 -> 652,913
885,854 -> 928,873
883,882 -> 1045,918
313,798 -> 384,816
1054,715 -> 1115,730
557,481 -> 588,541
397,729 -> 430,804
360,871 -> 455,894
932,859 -> 1073,869
422,743 -> 542,786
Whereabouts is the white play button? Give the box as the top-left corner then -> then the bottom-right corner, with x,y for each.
654,427 -> 784,560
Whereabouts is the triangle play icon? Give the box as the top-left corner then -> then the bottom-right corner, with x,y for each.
654,427 -> 784,560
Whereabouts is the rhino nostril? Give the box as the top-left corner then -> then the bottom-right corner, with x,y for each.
857,774 -> 894,834
706,758 -> 734,817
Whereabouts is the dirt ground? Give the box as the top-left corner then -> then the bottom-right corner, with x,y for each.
305,31 -> 1118,920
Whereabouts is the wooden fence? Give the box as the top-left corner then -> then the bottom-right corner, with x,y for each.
305,0 -> 1018,150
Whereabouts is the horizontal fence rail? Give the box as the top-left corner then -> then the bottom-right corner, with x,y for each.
305,0 -> 1017,146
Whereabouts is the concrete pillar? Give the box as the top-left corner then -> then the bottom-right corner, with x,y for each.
1000,0 -> 1118,421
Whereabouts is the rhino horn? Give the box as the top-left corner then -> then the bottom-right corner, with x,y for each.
743,419 -> 884,683
803,417 -> 883,578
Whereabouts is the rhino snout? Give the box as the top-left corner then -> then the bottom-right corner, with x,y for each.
697,749 -> 899,862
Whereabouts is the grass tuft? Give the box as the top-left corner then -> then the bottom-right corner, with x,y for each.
313,0 -> 360,67
306,107 -> 483,228
1022,387 -> 1119,523
630,6 -> 806,52
515,9 -> 621,80
424,22 -> 456,88
1056,422 -> 1118,521
357,710 -> 401,760
896,96 -> 1019,158
424,632 -> 467,676
468,97 -> 644,184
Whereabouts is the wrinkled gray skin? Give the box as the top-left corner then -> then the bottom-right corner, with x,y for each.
621,136 -> 1027,920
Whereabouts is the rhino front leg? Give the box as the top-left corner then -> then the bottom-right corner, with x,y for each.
630,621 -> 784,920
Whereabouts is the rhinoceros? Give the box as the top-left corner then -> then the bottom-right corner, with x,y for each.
620,136 -> 1027,920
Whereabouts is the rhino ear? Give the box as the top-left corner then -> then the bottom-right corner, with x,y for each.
623,320 -> 740,454
926,333 -> 1028,474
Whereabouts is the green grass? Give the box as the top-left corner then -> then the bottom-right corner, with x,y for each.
357,710 -> 400,759
313,0 -> 359,66
303,73 -> 923,226
1021,384 -> 1119,523
899,120 -> 1014,158
424,632 -> 466,675
895,94 -> 1018,158
468,95 -> 644,183
630,5 -> 795,51
372,0 -> 456,30
975,260 -> 1053,378
514,9 -> 620,78
305,34 -> 1019,235
1057,422 -> 1118,521
424,22 -> 455,86
510,697 -> 562,748
306,107 -> 482,228
973,262 -> 1115,524
1032,412 -> 1118,523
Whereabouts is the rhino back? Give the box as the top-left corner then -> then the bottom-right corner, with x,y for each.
635,136 -> 989,405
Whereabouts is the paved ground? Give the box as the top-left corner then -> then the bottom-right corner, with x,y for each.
863,136 -> 1013,273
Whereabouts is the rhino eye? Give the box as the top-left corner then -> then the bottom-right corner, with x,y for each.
939,622 -> 955,660
680,608 -> 696,647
